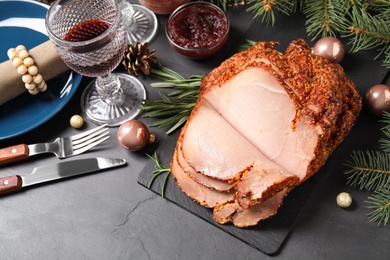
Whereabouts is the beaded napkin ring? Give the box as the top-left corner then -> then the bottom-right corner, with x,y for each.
7,45 -> 47,95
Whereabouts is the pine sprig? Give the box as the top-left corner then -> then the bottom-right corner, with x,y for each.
146,151 -> 170,198
345,7 -> 390,57
366,184 -> 390,226
302,0 -> 349,40
246,0 -> 296,26
379,112 -> 390,152
345,111 -> 390,226
344,150 -> 390,192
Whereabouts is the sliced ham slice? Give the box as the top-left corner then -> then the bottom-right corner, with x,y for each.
179,97 -> 300,209
170,147 -> 235,208
176,139 -> 234,192
213,188 -> 288,228
236,164 -> 299,209
180,98 -> 261,182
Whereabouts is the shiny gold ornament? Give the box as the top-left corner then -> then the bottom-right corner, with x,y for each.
122,42 -> 157,76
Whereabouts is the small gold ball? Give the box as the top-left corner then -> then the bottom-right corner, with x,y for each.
70,115 -> 84,129
336,192 -> 352,208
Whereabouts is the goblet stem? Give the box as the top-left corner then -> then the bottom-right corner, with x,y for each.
95,73 -> 123,105
81,73 -> 146,126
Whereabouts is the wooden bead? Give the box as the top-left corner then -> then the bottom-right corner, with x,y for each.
12,57 -> 23,68
15,45 -> 26,51
7,48 -> 16,60
18,50 -> 29,59
25,83 -> 36,90
28,88 -> 40,95
23,57 -> 34,67
17,65 -> 28,74
22,74 -> 33,84
27,65 -> 38,76
37,81 -> 47,92
33,74 -> 43,84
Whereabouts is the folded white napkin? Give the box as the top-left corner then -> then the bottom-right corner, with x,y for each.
0,40 -> 69,105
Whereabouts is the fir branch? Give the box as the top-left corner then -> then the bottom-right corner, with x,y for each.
147,151 -> 171,198
344,150 -> 390,192
302,0 -> 349,40
366,183 -> 390,226
246,0 -> 297,26
379,112 -> 390,152
346,9 -> 390,53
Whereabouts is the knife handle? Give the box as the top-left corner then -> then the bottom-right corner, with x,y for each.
0,175 -> 22,195
0,144 -> 30,166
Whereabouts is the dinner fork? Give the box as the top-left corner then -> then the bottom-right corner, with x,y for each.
0,124 -> 109,165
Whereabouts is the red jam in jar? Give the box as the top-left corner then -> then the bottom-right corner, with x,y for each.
166,2 -> 229,58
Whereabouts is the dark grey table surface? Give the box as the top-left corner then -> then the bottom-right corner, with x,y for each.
1,1 -> 390,259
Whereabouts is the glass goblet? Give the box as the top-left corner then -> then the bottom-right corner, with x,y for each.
46,0 -> 146,126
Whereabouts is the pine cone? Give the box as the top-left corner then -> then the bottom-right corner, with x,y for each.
122,42 -> 157,76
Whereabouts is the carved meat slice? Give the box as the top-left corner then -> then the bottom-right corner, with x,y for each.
170,147 -> 235,208
180,98 -> 261,183
213,188 -> 288,228
236,164 -> 299,209
176,138 -> 234,192
179,98 -> 299,208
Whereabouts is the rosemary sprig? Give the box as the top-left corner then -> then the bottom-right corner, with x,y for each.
140,66 -> 202,134
237,39 -> 257,52
146,151 -> 170,198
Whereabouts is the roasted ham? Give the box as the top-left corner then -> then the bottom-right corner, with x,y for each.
170,39 -> 362,227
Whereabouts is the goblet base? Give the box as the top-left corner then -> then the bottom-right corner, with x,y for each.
126,4 -> 158,44
81,73 -> 146,126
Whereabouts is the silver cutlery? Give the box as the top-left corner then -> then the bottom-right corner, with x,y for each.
0,157 -> 126,195
0,124 -> 109,165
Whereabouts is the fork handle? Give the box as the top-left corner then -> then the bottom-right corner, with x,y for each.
0,144 -> 30,166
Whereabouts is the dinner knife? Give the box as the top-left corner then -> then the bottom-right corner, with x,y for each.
0,157 -> 126,195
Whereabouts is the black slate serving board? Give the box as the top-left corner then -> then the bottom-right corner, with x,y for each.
138,11 -> 390,256
138,134 -> 331,255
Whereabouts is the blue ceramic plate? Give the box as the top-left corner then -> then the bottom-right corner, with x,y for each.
0,0 -> 82,140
